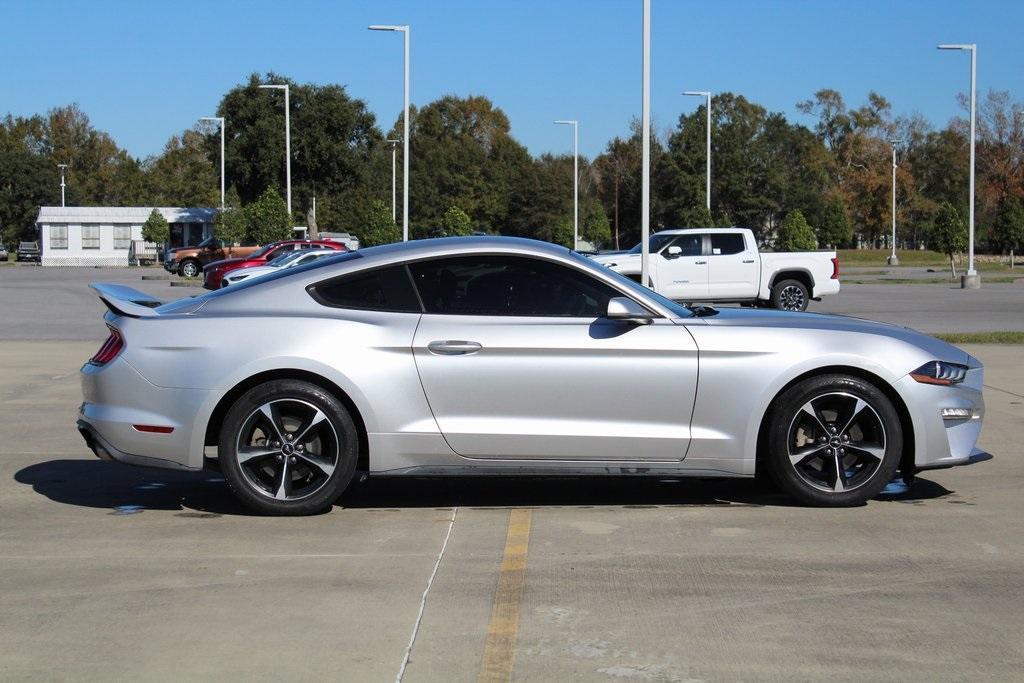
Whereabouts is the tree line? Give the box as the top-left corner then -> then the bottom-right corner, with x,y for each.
2,72 -> 1022,255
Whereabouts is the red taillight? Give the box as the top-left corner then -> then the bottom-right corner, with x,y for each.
831,257 -> 840,280
90,326 -> 124,365
132,424 -> 174,434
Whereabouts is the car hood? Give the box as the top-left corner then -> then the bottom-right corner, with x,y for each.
590,252 -> 637,266
698,307 -> 974,366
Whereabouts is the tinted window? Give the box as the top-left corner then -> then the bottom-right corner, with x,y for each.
265,245 -> 295,261
312,265 -> 421,312
409,256 -> 619,317
710,233 -> 746,255
668,234 -> 703,256
628,233 -> 677,254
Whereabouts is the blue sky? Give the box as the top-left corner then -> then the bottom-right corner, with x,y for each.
2,0 -> 1021,160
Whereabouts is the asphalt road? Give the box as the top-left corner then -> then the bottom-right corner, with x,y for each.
2,263 -> 1023,340
1,340 -> 1022,680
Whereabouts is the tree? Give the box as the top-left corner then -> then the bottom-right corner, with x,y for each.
245,187 -> 292,244
440,205 -> 472,236
992,195 -> 1024,261
679,205 -> 713,228
816,196 -> 852,248
213,187 -> 247,254
931,202 -> 968,277
777,210 -> 817,251
144,128 -> 219,207
581,200 -> 611,247
360,199 -> 400,247
141,208 -> 169,245
551,215 -> 574,248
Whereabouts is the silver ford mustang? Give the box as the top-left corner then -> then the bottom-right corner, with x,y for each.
78,237 -> 987,515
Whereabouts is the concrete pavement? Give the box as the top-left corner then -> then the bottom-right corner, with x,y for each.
1,341 -> 1022,681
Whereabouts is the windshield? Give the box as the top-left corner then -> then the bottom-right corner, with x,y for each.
569,251 -> 693,318
627,233 -> 678,255
268,251 -> 306,267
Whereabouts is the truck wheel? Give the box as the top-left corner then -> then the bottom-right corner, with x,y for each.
771,279 -> 809,312
179,259 -> 201,278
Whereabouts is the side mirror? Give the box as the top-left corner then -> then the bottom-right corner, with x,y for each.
606,297 -> 654,325
666,245 -> 682,258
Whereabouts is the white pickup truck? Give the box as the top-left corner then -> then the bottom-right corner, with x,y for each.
589,227 -> 839,311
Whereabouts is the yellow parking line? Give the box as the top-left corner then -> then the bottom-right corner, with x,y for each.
478,508 -> 532,683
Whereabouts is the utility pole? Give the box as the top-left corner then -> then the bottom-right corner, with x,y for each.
370,24 -> 411,241
554,120 -> 579,249
258,84 -> 292,215
199,117 -> 225,208
640,0 -> 651,287
888,140 -> 899,265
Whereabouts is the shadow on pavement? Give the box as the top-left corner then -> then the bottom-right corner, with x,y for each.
14,459 -> 956,515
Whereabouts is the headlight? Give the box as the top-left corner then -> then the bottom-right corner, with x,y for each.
910,361 -> 968,385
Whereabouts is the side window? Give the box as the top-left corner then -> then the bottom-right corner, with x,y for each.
710,233 -> 746,255
408,256 -> 619,317
669,234 -> 702,256
266,245 -> 293,261
311,265 -> 421,312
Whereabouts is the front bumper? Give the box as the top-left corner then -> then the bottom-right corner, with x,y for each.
896,364 -> 987,470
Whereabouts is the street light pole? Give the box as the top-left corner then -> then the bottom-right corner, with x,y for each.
200,117 -> 225,208
258,84 -> 292,216
370,24 -> 411,242
387,139 -> 400,222
554,120 -> 579,250
640,0 -> 651,287
938,43 -> 979,288
888,140 -> 899,265
57,164 -> 68,207
683,91 -> 712,212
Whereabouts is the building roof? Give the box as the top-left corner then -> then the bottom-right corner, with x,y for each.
36,206 -> 218,224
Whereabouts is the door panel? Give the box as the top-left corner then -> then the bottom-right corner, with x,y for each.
655,234 -> 708,301
707,233 -> 758,298
413,316 -> 698,461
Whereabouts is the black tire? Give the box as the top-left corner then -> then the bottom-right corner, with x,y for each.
765,374 -> 902,507
218,380 -> 359,515
771,279 -> 809,311
179,259 -> 201,278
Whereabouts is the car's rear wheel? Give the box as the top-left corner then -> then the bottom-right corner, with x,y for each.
219,380 -> 358,515
765,374 -> 902,507
179,259 -> 201,278
771,279 -> 809,311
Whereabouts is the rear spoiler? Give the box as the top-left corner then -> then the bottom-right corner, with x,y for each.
89,283 -> 163,318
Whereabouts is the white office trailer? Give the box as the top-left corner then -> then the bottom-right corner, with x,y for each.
36,207 -> 217,266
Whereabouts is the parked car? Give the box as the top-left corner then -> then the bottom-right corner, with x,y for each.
164,237 -> 263,278
16,241 -> 40,263
221,248 -> 340,287
79,236 -> 987,515
589,227 -> 839,311
202,239 -> 347,290
317,232 -> 360,251
0,244 -> 8,261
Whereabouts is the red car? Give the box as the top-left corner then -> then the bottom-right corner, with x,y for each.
203,239 -> 348,289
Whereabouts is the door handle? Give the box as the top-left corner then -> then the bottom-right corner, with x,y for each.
427,340 -> 483,355
694,260 -> 708,265
742,259 -> 755,264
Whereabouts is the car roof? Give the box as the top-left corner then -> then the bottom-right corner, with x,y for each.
653,227 -> 742,235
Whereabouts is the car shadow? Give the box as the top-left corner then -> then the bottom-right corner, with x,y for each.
14,459 -> 253,516
15,459 -> 956,515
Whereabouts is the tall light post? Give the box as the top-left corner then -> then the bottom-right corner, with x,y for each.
258,83 -> 292,216
370,24 -> 410,242
640,0 -> 651,287
200,117 -> 225,208
57,163 -> 68,207
387,139 -> 400,222
888,140 -> 899,265
938,43 -> 979,288
554,120 -> 579,249
683,91 -> 712,212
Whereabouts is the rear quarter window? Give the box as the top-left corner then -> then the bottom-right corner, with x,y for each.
309,265 -> 422,312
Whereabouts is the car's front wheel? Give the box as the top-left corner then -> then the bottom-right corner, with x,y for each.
765,374 -> 902,507
179,259 -> 201,278
219,380 -> 358,515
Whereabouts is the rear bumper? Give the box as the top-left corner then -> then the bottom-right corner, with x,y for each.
77,419 -> 196,470
812,278 -> 841,298
80,357 -> 212,470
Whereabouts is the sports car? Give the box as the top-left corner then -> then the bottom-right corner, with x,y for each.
78,237 -> 987,515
